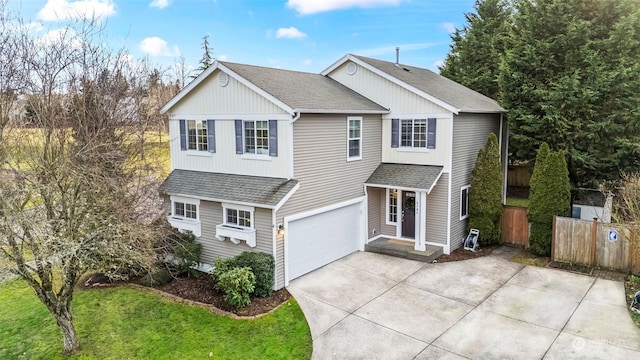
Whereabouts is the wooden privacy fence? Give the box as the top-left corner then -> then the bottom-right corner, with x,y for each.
553,216 -> 640,274
501,206 -> 529,247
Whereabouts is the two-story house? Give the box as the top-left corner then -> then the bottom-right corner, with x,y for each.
159,54 -> 507,290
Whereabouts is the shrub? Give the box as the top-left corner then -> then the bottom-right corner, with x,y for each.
212,257 -> 238,291
234,252 -> 275,297
217,267 -> 256,309
468,132 -> 503,244
170,232 -> 202,278
140,267 -> 174,287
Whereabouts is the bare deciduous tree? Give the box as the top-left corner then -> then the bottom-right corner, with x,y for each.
0,18 -> 166,355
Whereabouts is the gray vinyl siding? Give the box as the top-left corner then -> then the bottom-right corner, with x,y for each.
276,113 -> 382,288
450,113 -> 501,251
379,189 -> 397,237
426,172 -> 449,245
367,187 -> 382,239
199,201 -> 273,266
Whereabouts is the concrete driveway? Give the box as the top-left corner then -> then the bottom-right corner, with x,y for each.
287,247 -> 640,359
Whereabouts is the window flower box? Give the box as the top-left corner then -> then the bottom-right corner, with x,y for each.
215,224 -> 256,247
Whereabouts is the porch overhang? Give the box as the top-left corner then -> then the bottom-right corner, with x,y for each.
365,163 -> 444,194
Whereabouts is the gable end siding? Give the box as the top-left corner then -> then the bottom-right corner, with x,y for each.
450,113 -> 501,250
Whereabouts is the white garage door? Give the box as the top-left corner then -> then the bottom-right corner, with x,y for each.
287,201 -> 362,281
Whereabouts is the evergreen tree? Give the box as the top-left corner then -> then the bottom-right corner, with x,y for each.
468,133 -> 503,244
500,0 -> 640,187
439,0 -> 512,100
190,35 -> 213,80
529,143 -> 571,256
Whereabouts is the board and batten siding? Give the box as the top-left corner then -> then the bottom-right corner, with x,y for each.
426,173 -> 449,246
450,113 -> 501,251
275,113 -> 382,288
328,62 -> 450,114
168,118 -> 290,178
169,69 -> 288,115
381,116 -> 452,167
198,201 -> 273,266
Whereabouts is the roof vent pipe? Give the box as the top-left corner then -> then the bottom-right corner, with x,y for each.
395,47 -> 400,66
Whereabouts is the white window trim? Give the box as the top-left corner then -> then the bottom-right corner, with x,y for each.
167,196 -> 201,237
386,188 -> 399,225
399,118 -> 428,149
243,120 -> 269,156
186,119 -> 208,152
222,203 -> 255,229
240,153 -> 272,161
460,185 -> 470,220
347,116 -> 362,161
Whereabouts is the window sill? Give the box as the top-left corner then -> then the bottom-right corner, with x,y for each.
241,153 -> 271,161
386,220 -> 398,226
185,151 -> 213,157
215,224 -> 257,247
167,216 -> 201,237
460,215 -> 469,221
396,147 -> 433,153
347,156 -> 362,162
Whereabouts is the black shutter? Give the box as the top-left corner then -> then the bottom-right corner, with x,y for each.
235,120 -> 243,154
391,118 -> 399,148
268,120 -> 278,157
206,120 -> 215,153
427,118 -> 436,149
179,119 -> 186,150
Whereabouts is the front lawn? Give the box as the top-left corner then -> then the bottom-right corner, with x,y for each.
0,280 -> 312,359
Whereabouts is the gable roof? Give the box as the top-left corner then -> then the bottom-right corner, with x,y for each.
159,169 -> 299,209
365,163 -> 444,194
322,54 -> 505,114
161,60 -> 388,115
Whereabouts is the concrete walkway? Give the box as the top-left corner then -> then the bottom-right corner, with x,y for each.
287,248 -> 640,359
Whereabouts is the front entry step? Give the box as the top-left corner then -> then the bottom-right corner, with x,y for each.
365,238 -> 443,263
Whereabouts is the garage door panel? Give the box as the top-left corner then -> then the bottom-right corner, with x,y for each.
288,202 -> 361,280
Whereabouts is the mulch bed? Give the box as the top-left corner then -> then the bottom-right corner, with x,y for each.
81,273 -> 291,317
435,244 -> 501,263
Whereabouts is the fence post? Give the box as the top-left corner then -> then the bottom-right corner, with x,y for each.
551,215 -> 556,261
590,218 -> 598,266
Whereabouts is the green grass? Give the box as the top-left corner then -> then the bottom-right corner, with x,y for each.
509,251 -> 549,267
0,280 -> 312,360
506,197 -> 529,208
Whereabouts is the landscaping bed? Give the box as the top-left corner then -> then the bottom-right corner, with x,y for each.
435,244 -> 501,262
83,272 -> 290,317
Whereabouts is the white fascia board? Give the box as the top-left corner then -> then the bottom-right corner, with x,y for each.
364,183 -> 429,194
164,191 -> 275,209
426,168 -> 445,194
327,55 -> 462,115
167,114 -> 292,121
274,182 -> 300,211
160,61 -> 220,114
217,63 -> 295,116
293,108 -> 389,115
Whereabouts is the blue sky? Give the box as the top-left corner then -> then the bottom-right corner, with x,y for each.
9,0 -> 476,75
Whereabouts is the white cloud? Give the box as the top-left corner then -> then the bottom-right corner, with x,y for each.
149,0 -> 170,9
25,22 -> 45,32
441,22 -> 456,33
302,59 -> 312,66
217,54 -> 228,61
286,0 -> 402,15
38,28 -> 82,48
139,37 -> 180,57
276,27 -> 307,39
433,59 -> 444,69
354,42 -> 440,57
38,0 -> 116,21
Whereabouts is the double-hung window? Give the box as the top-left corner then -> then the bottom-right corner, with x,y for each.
460,185 -> 470,220
392,118 -> 436,149
179,119 -> 215,153
244,120 -> 269,155
347,116 -> 362,160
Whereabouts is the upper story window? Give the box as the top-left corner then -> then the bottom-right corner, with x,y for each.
244,120 -> 269,155
235,120 -> 278,157
179,119 -> 215,153
347,116 -> 362,160
391,118 -> 436,150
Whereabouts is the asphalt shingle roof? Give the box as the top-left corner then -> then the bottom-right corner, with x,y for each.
221,61 -> 388,113
352,55 -> 505,113
159,169 -> 298,207
366,163 -> 444,193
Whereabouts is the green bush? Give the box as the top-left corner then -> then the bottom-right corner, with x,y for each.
170,232 -> 202,278
140,267 -> 174,287
212,258 -> 238,291
234,252 -> 274,297
468,132 -> 503,244
217,267 -> 256,309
